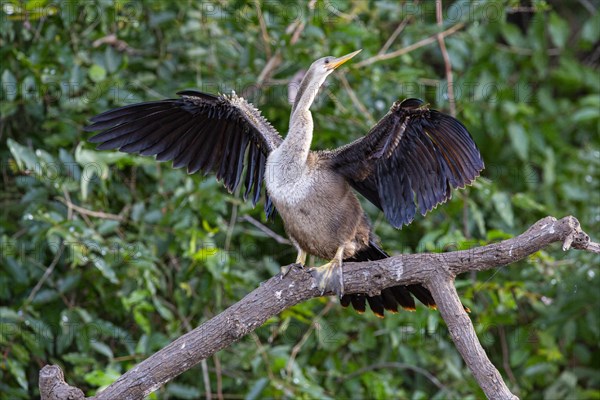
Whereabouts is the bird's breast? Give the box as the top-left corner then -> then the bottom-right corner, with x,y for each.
265,153 -> 315,205
264,154 -> 369,259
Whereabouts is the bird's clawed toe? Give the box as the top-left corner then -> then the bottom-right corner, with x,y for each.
280,263 -> 303,279
308,261 -> 344,297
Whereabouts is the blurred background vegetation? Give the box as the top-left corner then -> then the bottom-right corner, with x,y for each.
1,0 -> 599,399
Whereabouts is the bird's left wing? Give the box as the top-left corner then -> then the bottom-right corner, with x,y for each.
85,90 -> 283,218
324,98 -> 484,228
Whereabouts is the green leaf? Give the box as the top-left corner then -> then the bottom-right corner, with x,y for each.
524,362 -> 554,377
133,306 -> 152,334
571,107 -> 600,123
492,192 -> 514,228
152,298 -> 174,321
84,368 -> 121,389
543,148 -> 556,186
548,13 -> 569,49
507,122 -> 528,161
91,341 -> 114,359
7,359 -> 28,391
1,69 -> 17,101
0,307 -> 21,321
31,289 -> 60,305
166,383 -> 201,399
501,23 -> 524,47
581,14 -> 600,43
88,64 -> 107,83
512,193 -> 546,212
469,199 -> 486,236
245,378 -> 268,400
92,256 -> 119,284
7,139 -> 37,170
104,46 -> 121,73
563,319 -> 577,346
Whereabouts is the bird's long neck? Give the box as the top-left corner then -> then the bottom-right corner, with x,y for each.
279,70 -> 325,164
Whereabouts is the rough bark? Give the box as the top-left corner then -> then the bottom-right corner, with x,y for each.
428,274 -> 518,400
39,216 -> 598,400
39,365 -> 85,400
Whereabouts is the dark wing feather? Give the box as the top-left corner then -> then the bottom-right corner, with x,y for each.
85,90 -> 283,218
326,98 -> 484,228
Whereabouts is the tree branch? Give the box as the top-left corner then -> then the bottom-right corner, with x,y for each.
428,273 -> 518,399
436,0 -> 457,116
39,216 -> 597,399
354,22 -> 465,68
39,365 -> 84,400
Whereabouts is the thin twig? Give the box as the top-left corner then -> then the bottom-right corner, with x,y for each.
201,359 -> 212,400
179,303 -> 212,399
378,17 -> 412,55
577,0 -> 598,14
241,215 -> 291,244
436,0 -> 456,116
355,22 -> 465,68
225,189 -> 242,252
254,0 -> 272,59
62,188 -> 93,226
250,332 -> 276,382
92,34 -> 139,55
324,89 -> 349,114
254,0 -> 311,92
255,51 -> 282,87
56,197 -> 124,221
213,354 -> 224,400
290,20 -> 305,45
498,326 -> 518,386
338,73 -> 376,126
496,44 -> 562,56
62,188 -> 74,221
250,0 -> 314,100
24,243 -> 65,306
289,1 -> 313,45
285,301 -> 334,379
339,361 -> 449,393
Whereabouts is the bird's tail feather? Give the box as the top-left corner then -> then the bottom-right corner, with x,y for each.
341,241 -> 436,317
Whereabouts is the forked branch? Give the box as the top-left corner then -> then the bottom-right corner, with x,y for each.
39,216 -> 597,400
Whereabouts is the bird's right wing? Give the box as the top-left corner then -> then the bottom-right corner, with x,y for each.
325,98 -> 484,228
85,90 -> 283,218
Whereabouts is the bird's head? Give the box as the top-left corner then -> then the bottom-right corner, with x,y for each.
292,49 -> 362,113
306,49 -> 362,84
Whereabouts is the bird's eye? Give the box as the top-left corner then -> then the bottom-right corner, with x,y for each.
324,59 -> 329,64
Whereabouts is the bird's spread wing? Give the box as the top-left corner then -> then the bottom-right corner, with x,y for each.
85,90 -> 283,218
326,98 -> 484,228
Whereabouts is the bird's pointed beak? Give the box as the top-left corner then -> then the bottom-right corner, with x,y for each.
326,49 -> 362,70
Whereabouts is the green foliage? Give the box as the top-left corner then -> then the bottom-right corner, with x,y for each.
1,0 -> 598,399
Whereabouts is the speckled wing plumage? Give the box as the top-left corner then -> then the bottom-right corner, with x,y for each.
328,98 -> 484,228
85,90 -> 283,218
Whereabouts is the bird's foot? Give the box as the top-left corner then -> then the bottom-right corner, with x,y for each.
281,250 -> 307,279
309,260 -> 344,297
280,263 -> 303,279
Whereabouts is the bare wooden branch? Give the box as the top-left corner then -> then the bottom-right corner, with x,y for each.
39,216 -> 597,400
240,215 -> 291,244
436,0 -> 457,116
92,34 -> 139,55
57,197 -> 125,221
428,273 -> 518,400
355,22 -> 465,68
39,365 -> 84,400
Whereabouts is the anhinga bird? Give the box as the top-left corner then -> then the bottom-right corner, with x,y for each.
85,50 -> 484,317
